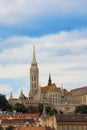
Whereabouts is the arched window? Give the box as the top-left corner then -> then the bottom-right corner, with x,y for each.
34,84 -> 36,88
34,76 -> 36,81
32,76 -> 33,81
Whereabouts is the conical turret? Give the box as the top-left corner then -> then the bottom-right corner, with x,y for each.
42,104 -> 47,117
19,89 -> 25,99
61,83 -> 64,97
9,92 -> 13,101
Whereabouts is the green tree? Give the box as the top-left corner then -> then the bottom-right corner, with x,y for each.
13,103 -> 28,113
6,126 -> 14,130
46,106 -> 57,116
38,103 -> 57,116
38,103 -> 43,115
0,94 -> 12,111
28,106 -> 38,113
0,125 -> 3,130
75,105 -> 87,114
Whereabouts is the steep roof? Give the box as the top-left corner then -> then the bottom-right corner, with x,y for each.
71,86 -> 87,93
19,89 -> 26,99
41,83 -> 61,93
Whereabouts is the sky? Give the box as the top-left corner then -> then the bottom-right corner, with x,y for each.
0,0 -> 87,98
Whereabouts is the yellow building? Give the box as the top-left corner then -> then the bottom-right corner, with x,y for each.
71,86 -> 87,105
57,114 -> 87,130
40,115 -> 57,130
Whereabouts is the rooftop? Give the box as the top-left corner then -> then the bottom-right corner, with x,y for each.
56,114 -> 87,122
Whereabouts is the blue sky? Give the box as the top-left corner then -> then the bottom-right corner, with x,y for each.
0,0 -> 87,98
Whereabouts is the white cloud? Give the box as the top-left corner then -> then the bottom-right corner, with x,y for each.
0,64 -> 29,79
0,29 -> 87,96
0,30 -> 87,65
0,0 -> 87,25
0,84 -> 12,93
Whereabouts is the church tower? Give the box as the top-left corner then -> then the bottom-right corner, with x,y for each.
29,46 -> 39,97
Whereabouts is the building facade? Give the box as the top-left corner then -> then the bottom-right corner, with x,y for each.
71,86 -> 87,105
56,114 -> 87,130
9,46 -> 87,113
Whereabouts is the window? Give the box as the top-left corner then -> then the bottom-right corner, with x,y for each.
64,125 -> 67,130
32,76 -> 33,81
59,126 -> 62,130
74,126 -> 77,130
83,125 -> 86,130
34,76 -> 36,81
69,125 -> 72,130
34,84 -> 36,88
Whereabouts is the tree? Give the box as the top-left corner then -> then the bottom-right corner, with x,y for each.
13,103 -> 28,113
0,125 -> 3,130
38,103 -> 43,115
0,94 -> 12,111
46,106 -> 57,116
28,106 -> 38,113
38,103 -> 57,116
6,126 -> 14,130
75,105 -> 87,114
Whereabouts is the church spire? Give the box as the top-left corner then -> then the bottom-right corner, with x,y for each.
29,46 -> 39,98
9,91 -> 13,101
19,89 -> 25,99
48,73 -> 52,86
32,46 -> 36,63
42,104 -> 47,117
61,83 -> 64,97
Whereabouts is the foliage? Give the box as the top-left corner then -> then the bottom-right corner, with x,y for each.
6,126 -> 14,130
46,106 -> 57,116
13,103 -> 28,113
75,105 -> 87,114
28,106 -> 38,113
38,103 -> 43,115
0,94 -> 12,111
38,103 -> 57,116
0,125 -> 3,130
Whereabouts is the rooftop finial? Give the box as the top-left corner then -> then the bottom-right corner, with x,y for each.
32,46 -> 36,63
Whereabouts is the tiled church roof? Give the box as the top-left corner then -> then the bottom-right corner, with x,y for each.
41,83 -> 61,93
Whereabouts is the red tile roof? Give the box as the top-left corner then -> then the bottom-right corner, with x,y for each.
0,113 -> 39,120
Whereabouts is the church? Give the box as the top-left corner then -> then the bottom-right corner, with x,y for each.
8,46 -> 75,113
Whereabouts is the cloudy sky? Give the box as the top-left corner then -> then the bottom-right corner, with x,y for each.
0,0 -> 87,98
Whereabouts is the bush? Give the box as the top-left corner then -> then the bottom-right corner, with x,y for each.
75,105 -> 87,114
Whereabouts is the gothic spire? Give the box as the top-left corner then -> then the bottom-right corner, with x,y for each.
19,89 -> 25,99
61,83 -> 64,96
42,104 -> 47,117
48,73 -> 52,86
9,91 -> 13,100
32,46 -> 36,63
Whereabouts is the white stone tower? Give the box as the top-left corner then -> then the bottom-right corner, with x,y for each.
29,46 -> 39,98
